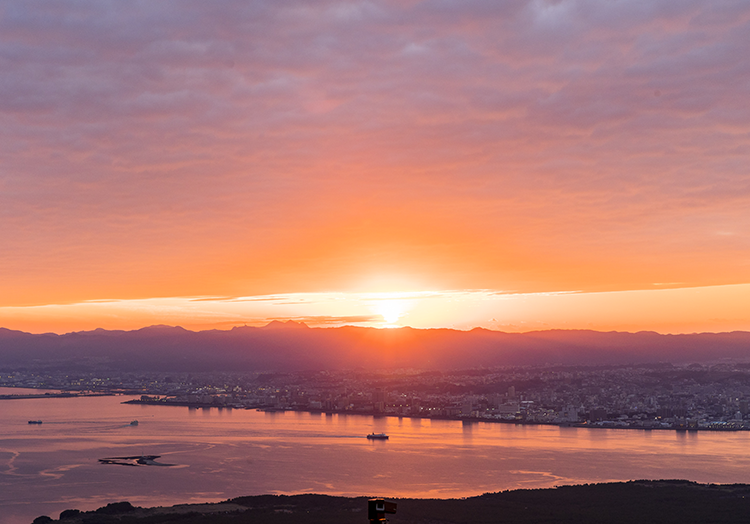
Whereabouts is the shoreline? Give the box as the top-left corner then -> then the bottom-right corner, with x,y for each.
0,391 -> 115,400
121,399 -> 746,433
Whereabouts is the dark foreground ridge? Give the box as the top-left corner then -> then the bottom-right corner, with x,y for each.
34,480 -> 750,524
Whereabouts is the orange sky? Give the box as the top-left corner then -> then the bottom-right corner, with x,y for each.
1,1 -> 749,334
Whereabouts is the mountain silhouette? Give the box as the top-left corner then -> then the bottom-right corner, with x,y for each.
2,325 -> 750,372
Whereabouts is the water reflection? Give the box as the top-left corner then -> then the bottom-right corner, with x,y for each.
1,396 -> 750,524
461,420 -> 475,442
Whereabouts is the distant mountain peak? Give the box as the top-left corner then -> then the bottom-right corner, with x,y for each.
135,325 -> 190,334
262,320 -> 310,330
0,327 -> 33,338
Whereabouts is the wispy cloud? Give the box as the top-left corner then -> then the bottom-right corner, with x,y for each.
267,315 -> 380,325
2,285 -> 750,335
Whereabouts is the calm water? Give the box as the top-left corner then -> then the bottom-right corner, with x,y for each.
3,391 -> 750,523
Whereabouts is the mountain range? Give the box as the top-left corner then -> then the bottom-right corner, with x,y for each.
3,322 -> 750,372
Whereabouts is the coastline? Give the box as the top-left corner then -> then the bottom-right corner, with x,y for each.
121,398 -> 746,433
0,393 -> 114,400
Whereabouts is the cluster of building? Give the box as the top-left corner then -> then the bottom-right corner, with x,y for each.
4,362 -> 750,430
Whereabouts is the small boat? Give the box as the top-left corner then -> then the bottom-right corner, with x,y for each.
129,420 -> 139,426
28,420 -> 43,424
366,432 -> 389,440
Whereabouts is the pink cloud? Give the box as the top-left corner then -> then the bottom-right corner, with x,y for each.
1,1 -> 749,309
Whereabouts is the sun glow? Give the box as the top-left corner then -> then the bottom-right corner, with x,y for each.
374,300 -> 406,324
366,292 -> 415,326
3,284 -> 750,334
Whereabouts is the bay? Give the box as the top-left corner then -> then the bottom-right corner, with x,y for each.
2,393 -> 750,524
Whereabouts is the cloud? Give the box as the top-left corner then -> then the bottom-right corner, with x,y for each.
1,0 -> 749,309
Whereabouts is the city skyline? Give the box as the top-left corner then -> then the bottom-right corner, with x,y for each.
2,1 -> 749,334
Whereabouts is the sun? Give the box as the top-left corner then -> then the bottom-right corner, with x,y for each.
378,301 -> 403,324
370,295 -> 410,326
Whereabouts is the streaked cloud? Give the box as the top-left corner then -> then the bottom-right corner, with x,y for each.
1,285 -> 750,335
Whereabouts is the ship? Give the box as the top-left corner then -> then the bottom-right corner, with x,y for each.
366,432 -> 389,440
129,420 -> 139,426
28,420 -> 43,424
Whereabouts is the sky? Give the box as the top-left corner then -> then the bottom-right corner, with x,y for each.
1,0 -> 749,334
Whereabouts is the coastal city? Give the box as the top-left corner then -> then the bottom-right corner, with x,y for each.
4,362 -> 750,431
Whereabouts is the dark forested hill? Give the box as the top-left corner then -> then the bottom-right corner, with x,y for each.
35,480 -> 750,524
